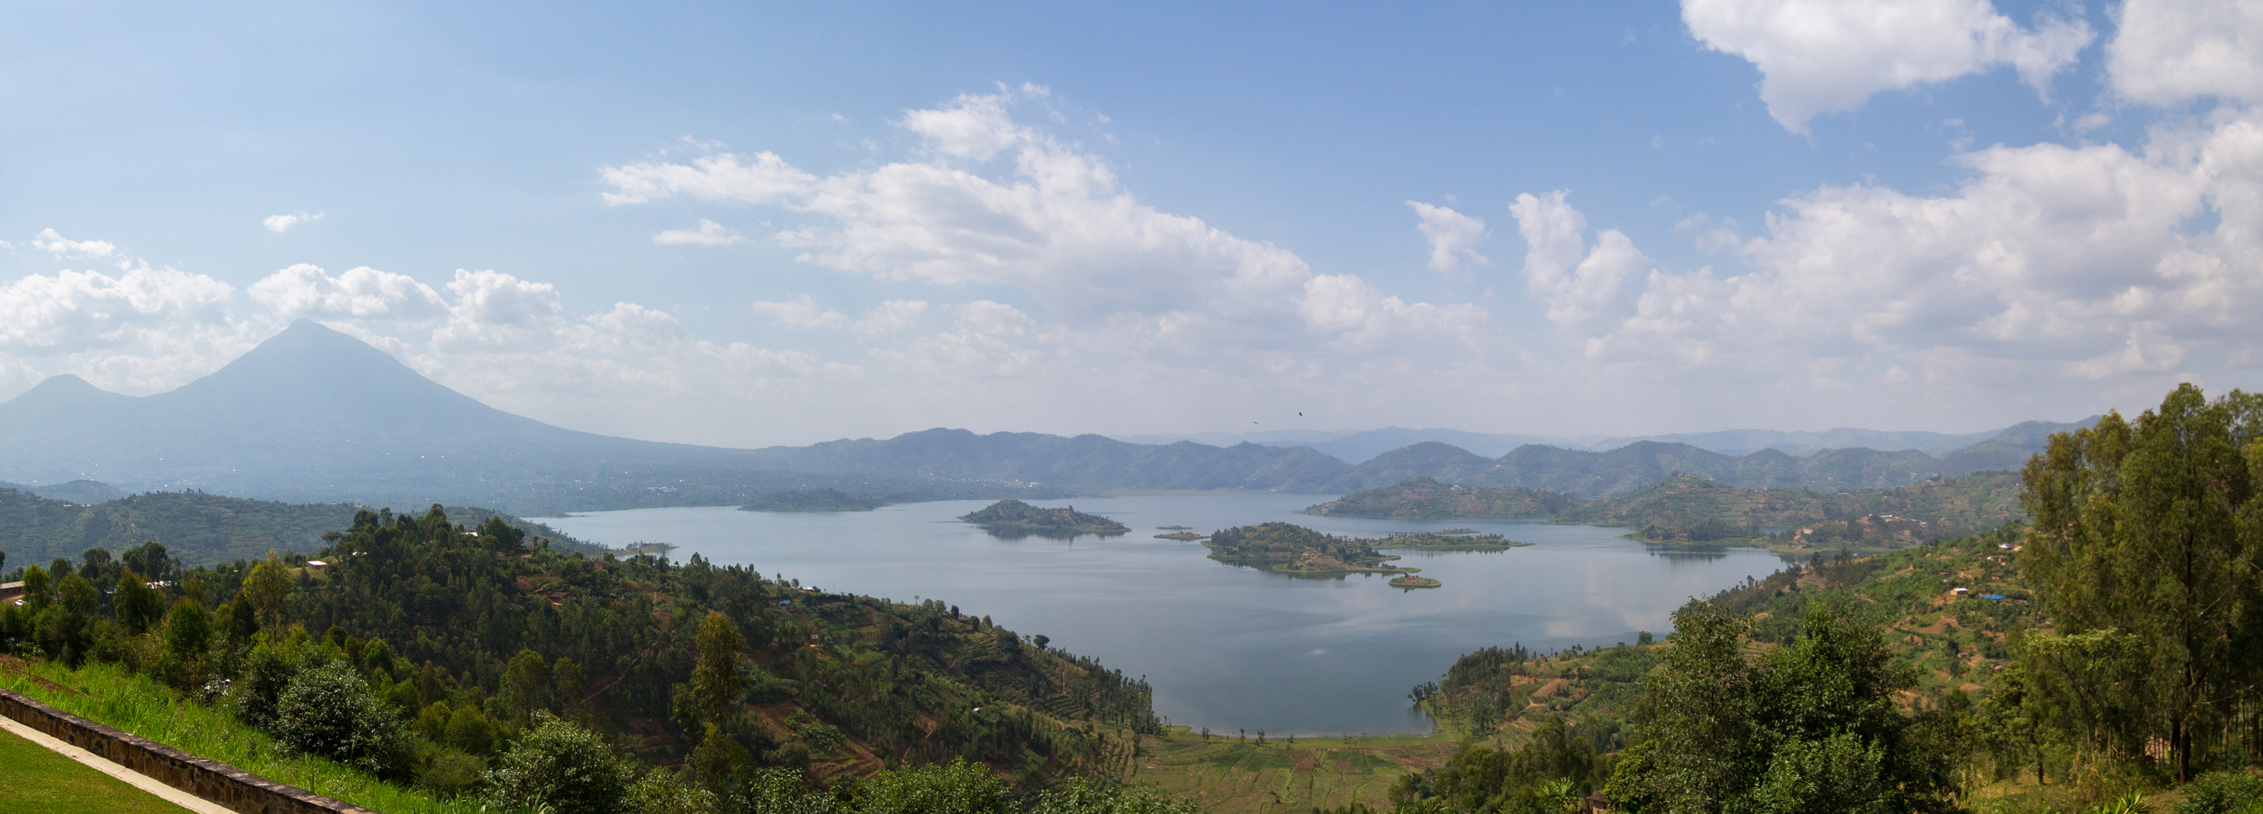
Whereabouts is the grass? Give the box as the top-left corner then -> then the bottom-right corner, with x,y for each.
0,659 -> 483,814
0,725 -> 193,814
1126,727 -> 1456,814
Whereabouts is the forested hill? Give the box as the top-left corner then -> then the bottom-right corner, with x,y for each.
1304,476 -> 1579,519
0,479 -> 125,504
289,508 -> 1156,780
0,488 -> 596,567
1552,470 -> 2025,543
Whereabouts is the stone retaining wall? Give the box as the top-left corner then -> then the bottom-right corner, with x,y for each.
0,687 -> 374,814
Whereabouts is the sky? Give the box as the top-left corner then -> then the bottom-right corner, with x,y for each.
2,0 -> 2259,448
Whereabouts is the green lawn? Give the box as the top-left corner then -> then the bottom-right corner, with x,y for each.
1,661 -> 479,814
0,726 -> 188,814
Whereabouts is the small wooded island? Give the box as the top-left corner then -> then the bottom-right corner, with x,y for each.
959,499 -> 1129,536
1371,531 -> 1530,551
1203,522 -> 1419,578
739,487 -> 886,512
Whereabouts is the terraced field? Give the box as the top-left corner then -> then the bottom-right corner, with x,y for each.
1127,729 -> 1456,813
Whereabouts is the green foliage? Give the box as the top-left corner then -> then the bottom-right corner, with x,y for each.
692,611 -> 746,728
158,598 -> 213,687
492,649 -> 554,728
1558,471 -> 2026,551
481,711 -> 640,814
275,659 -> 412,777
2176,771 -> 2263,814
1603,602 -> 1957,813
113,569 -> 165,634
1414,718 -> 1602,813
2019,384 -> 2263,781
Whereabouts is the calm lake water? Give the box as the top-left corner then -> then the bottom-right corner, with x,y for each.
542,493 -> 1791,736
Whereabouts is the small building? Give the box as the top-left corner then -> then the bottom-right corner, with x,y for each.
305,560 -> 328,569
0,581 -> 22,605
1951,587 -> 1969,596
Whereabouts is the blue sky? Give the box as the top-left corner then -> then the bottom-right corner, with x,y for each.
3,0 -> 2259,447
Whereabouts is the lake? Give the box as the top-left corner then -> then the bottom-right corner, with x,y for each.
541,492 -> 1791,736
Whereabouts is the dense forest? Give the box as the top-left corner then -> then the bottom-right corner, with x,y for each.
0,506 -> 1172,813
1385,384 -> 2263,813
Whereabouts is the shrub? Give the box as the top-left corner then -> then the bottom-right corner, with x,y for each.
274,659 -> 411,777
626,767 -> 721,814
2179,772 -> 2263,814
235,638 -> 307,729
846,759 -> 1015,814
481,712 -> 638,814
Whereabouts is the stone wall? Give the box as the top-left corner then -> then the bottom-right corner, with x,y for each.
0,687 -> 375,814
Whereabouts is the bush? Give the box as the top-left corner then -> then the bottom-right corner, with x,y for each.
626,767 -> 721,814
1029,777 -> 1205,814
234,637 -> 308,730
846,759 -> 1015,814
274,659 -> 411,777
2179,772 -> 2263,814
482,712 -> 638,814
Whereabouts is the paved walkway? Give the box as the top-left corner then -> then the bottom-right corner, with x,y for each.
0,715 -> 234,814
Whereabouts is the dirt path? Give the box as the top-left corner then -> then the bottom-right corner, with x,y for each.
0,715 -> 233,814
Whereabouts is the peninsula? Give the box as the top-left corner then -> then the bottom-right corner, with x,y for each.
1305,477 -> 1580,519
739,487 -> 886,512
959,499 -> 1130,536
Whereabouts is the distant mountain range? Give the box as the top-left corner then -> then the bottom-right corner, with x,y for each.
1117,423 -> 2068,464
0,321 -> 2096,514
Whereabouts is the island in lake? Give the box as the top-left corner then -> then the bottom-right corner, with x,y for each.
1154,531 -> 1205,541
1203,522 -> 1420,579
739,487 -> 886,512
959,499 -> 1130,537
1372,531 -> 1531,551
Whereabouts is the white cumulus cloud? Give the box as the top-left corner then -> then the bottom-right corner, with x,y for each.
1509,191 -> 1648,337
1519,106 -> 2263,404
263,212 -> 325,233
2108,0 -> 2263,106
30,228 -> 119,261
1407,201 -> 1490,276
249,264 -> 448,321
1683,0 -> 2094,132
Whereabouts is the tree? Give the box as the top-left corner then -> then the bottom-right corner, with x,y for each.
691,611 -> 745,728
482,712 -> 638,814
114,569 -> 165,635
19,565 -> 51,616
1605,601 -> 1956,813
121,542 -> 173,584
493,649 -> 554,728
161,598 -> 213,683
243,554 -> 293,628
2019,384 -> 2263,782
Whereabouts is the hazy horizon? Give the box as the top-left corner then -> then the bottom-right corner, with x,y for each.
4,1 -> 2257,448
